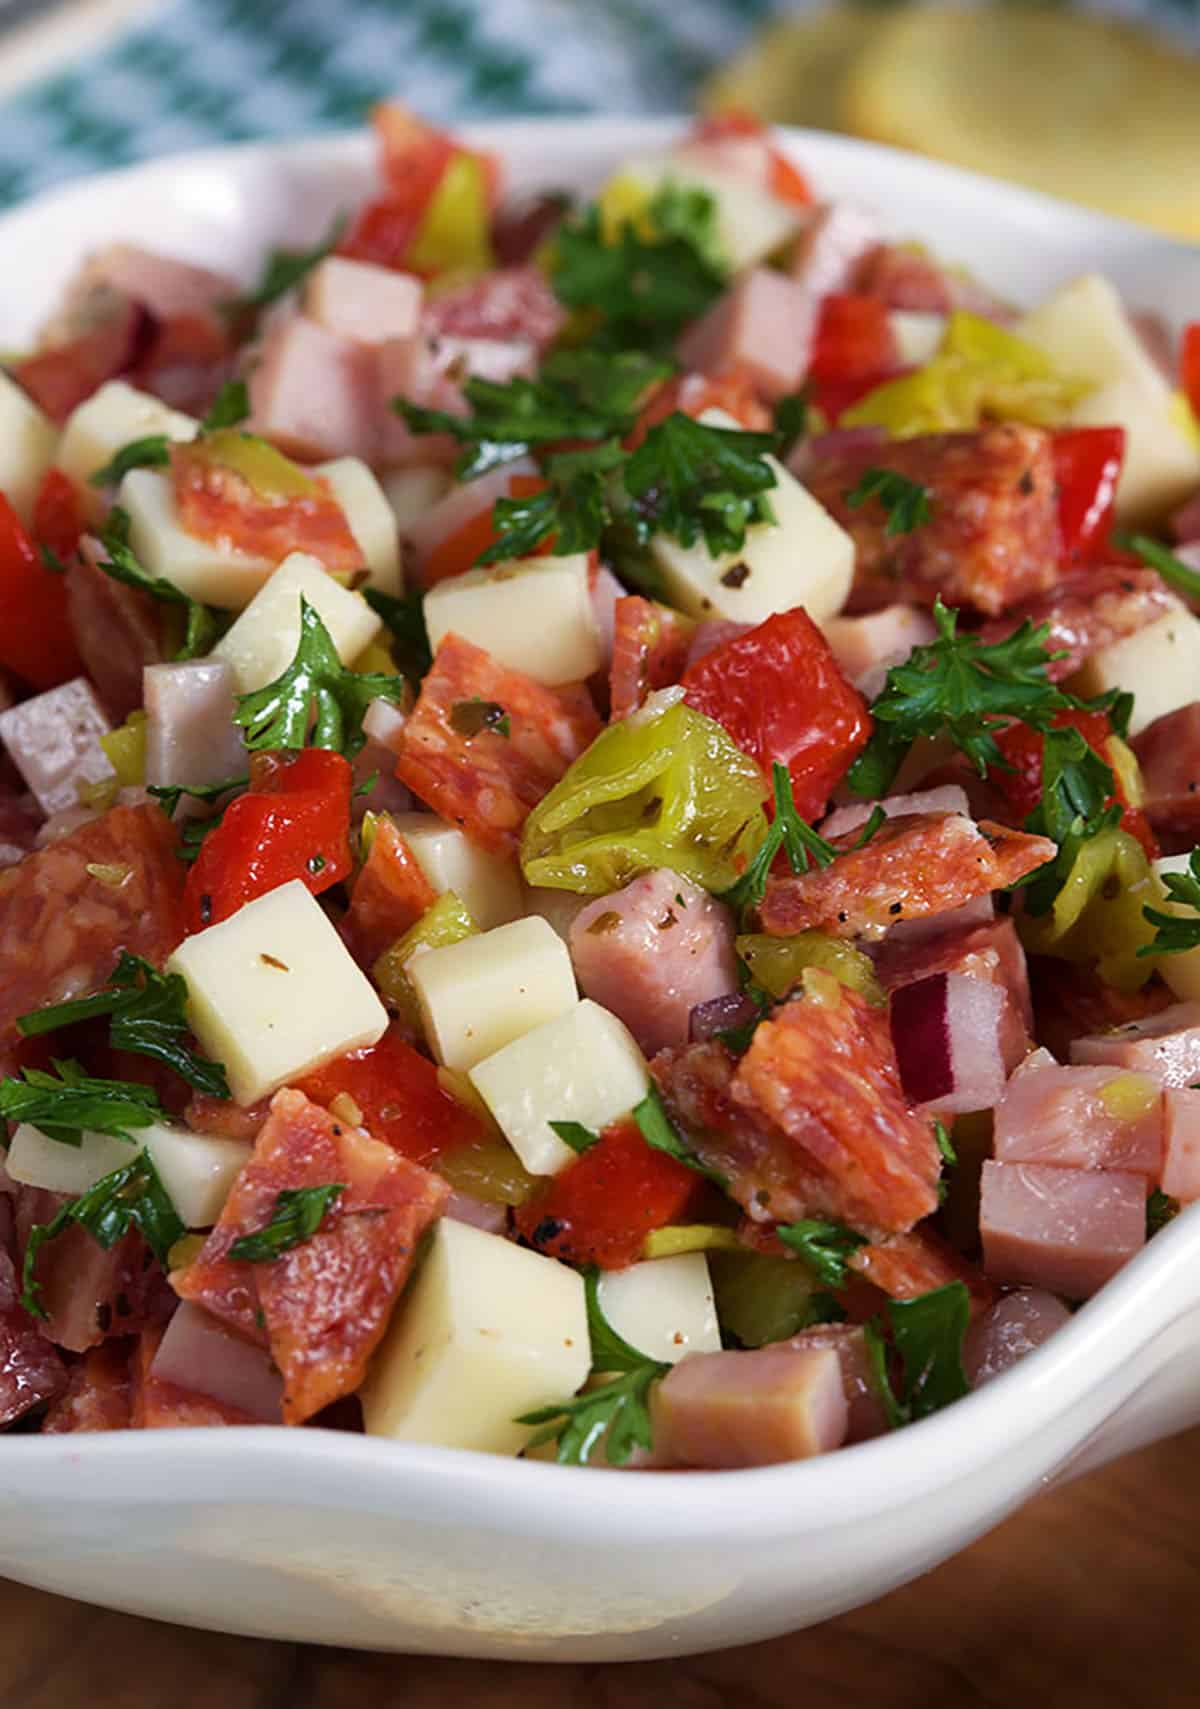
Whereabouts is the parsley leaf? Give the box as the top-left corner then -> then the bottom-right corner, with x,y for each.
0,1058 -> 164,1148
479,439 -> 625,563
516,1270 -> 668,1466
720,762 -> 837,916
773,392 -> 808,462
1019,723 -> 1122,917
549,1120 -> 602,1155
632,1085 -> 728,1187
1140,846 -> 1200,956
89,434 -> 171,487
934,1119 -> 957,1169
863,1281 -> 971,1428
235,597 -> 408,757
1116,532 -> 1200,604
16,952 -> 229,1098
1147,1188 -> 1180,1236
21,1152 -> 183,1319
624,412 -> 778,559
96,507 -> 222,662
777,1218 -> 867,1290
845,467 -> 933,536
228,1183 -> 347,1263
147,777 -> 248,819
363,587 -> 432,686
232,213 -> 347,314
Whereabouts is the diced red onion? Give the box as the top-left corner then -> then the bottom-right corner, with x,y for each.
151,1301 -> 283,1421
689,991 -> 761,1044
362,697 -> 408,752
890,971 -> 1008,1114
820,785 -> 969,841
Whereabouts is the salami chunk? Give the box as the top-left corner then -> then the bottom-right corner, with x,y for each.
173,1088 -> 449,1423
1132,702 -> 1200,849
0,1245 -> 66,1424
397,633 -> 601,856
14,1185 -> 174,1353
422,266 -> 564,353
980,564 -> 1176,682
805,424 -> 1060,616
848,1227 -> 996,1315
608,595 -> 693,721
42,1340 -> 133,1433
0,803 -> 185,1046
342,815 -> 436,969
65,546 -> 165,723
760,812 -> 1054,941
851,243 -> 1011,321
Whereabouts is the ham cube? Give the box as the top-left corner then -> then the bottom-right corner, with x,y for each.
786,1323 -> 888,1443
1132,703 -> 1200,847
0,677 -> 113,817
375,335 -> 466,467
569,869 -> 739,1056
305,256 -> 423,346
993,1062 -> 1163,1178
1069,999 -> 1200,1087
820,784 -> 969,842
822,604 -> 937,690
249,312 -> 377,462
979,1160 -> 1145,1299
962,1288 -> 1072,1388
789,201 -> 880,301
1162,1087 -> 1200,1203
652,1344 -> 847,1468
150,1300 -> 283,1422
676,267 -> 811,401
142,659 -> 244,793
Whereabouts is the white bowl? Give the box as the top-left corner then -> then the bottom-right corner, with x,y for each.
2,119 -> 1200,1661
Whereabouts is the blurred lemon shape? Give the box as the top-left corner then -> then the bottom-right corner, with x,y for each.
705,4 -> 1200,241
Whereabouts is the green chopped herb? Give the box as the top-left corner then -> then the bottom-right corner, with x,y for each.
845,467 -> 933,536
200,377 -> 250,432
863,1280 -> 971,1428
478,438 -> 625,564
776,1217 -> 867,1290
96,506 -> 222,662
1020,723 -> 1122,917
624,411 -> 778,559
228,1183 -> 347,1263
548,1120 -> 602,1156
0,1058 -> 164,1149
720,761 -> 837,917
89,434 -> 171,487
1117,532 -> 1200,604
1147,1188 -> 1180,1236
232,213 -> 347,314
1141,847 -> 1200,957
632,1085 -> 727,1187
773,392 -> 808,462
363,586 -> 432,686
22,1152 -> 183,1319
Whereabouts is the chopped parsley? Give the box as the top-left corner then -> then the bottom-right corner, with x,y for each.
1117,532 -> 1200,604
230,212 -> 347,315
624,412 -> 778,559
777,1218 -> 867,1290
720,761 -> 837,917
845,467 -> 933,536
1020,722 -> 1123,917
363,586 -> 432,686
16,952 -> 229,1099
0,1059 -> 164,1149
228,1183 -> 347,1263
147,777 -> 248,819
1141,847 -> 1200,957
772,392 -> 808,462
632,1085 -> 727,1187
1147,1188 -> 1180,1236
96,507 -> 223,662
864,1280 -> 971,1428
479,438 -> 625,563
200,378 -> 250,432
22,1153 -> 183,1320
89,434 -> 171,486
235,596 -> 408,757
548,1120 -> 602,1156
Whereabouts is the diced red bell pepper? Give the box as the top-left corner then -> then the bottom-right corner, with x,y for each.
807,294 -> 900,421
681,606 -> 872,820
31,467 -> 82,563
1181,323 -> 1200,419
423,473 -> 550,584
182,748 -> 354,934
993,707 -> 1157,859
513,1117 -> 702,1270
609,594 -> 694,721
1052,426 -> 1125,567
0,491 -> 83,689
691,110 -> 814,209
298,1023 -> 488,1166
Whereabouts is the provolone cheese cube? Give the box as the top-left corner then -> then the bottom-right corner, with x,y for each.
59,381 -> 198,523
5,1119 -> 250,1228
1018,275 -> 1200,525
387,811 -> 523,930
381,465 -> 451,531
213,551 -> 381,692
168,879 -> 388,1104
423,553 -> 602,686
888,310 -> 946,368
1152,854 -> 1200,1002
1071,607 -> 1200,738
118,467 -> 274,610
649,409 -> 853,624
595,1253 -> 721,1363
0,370 -> 56,524
615,159 -> 801,271
361,1218 -> 589,1454
408,914 -> 577,1072
469,999 -> 649,1175
313,457 -> 402,594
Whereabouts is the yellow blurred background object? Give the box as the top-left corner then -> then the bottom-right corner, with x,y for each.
704,4 -> 1200,240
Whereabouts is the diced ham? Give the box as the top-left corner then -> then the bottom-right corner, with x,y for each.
444,1190 -> 508,1236
65,544 -> 165,723
979,1160 -> 1145,1299
652,1344 -> 847,1468
890,971 -> 1010,1115
342,814 -> 436,969
248,312 -> 378,462
0,1244 -> 66,1424
820,784 -> 968,842
150,1301 -> 283,1422
421,265 -> 564,354
1132,703 -> 1200,849
569,869 -> 739,1056
1170,490 -> 1200,544
42,1340 -> 133,1432
589,563 -> 624,668
608,596 -> 694,721
993,1062 -> 1163,1178
1029,956 -> 1174,1063
403,459 -> 538,584
804,424 -> 1060,617
184,1092 -> 271,1142
0,677 -> 113,817
142,659 -> 245,792
980,565 -> 1177,682
962,1288 -> 1072,1388
396,633 -> 601,857
173,1088 -> 449,1423
305,256 -> 423,346
760,812 -> 1054,942
1162,1088 -> 1200,1203
427,334 -> 536,386
11,293 -> 151,424
1069,1000 -> 1200,1088
786,1322 -> 888,1443
821,605 -> 937,691
789,202 -> 880,302
851,243 -> 1012,322
676,267 -> 811,401
0,802 -> 185,1045
374,334 -> 465,468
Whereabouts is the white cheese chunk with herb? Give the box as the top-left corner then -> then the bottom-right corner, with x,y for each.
0,369 -> 57,526
117,466 -> 275,610
1071,606 -> 1200,738
614,158 -> 801,271
1151,853 -> 1200,1002
595,1253 -> 721,1364
361,1218 -> 589,1454
213,550 -> 380,692
58,380 -> 197,523
168,879 -> 387,1104
423,553 -> 603,686
408,914 -> 577,1073
313,456 -> 402,594
387,811 -> 523,931
6,1119 -> 251,1228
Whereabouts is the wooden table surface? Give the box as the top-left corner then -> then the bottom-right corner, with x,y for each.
2,1429 -> 1197,1708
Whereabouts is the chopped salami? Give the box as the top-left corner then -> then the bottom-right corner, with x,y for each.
342,815 -> 436,969
1132,702 -> 1200,850
980,564 -> 1177,682
608,596 -> 693,721
422,265 -> 564,353
15,1185 -> 174,1353
0,1245 -> 66,1425
42,1340 -> 133,1433
65,545 -> 165,724
851,243 -> 1012,322
848,1226 -> 996,1315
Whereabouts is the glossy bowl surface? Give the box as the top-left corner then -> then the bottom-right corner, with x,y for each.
2,118 -> 1199,1660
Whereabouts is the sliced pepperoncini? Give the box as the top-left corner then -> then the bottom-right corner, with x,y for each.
1018,827 -> 1163,991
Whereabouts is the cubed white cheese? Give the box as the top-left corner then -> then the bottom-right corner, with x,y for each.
888,310 -> 947,368
118,467 -> 275,610
58,381 -> 198,524
1017,275 -> 1200,525
1070,606 -> 1200,738
387,811 -> 523,931
212,550 -> 381,692
304,256 -> 423,346
168,879 -> 388,1104
617,158 -> 801,272
381,466 -> 452,532
423,553 -> 602,686
468,999 -> 650,1176
361,1218 -> 589,1454
1152,853 -> 1200,1002
595,1253 -> 721,1364
648,410 -> 853,624
5,1118 -> 250,1228
408,914 -> 577,1073
313,457 -> 402,594
0,370 -> 57,525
